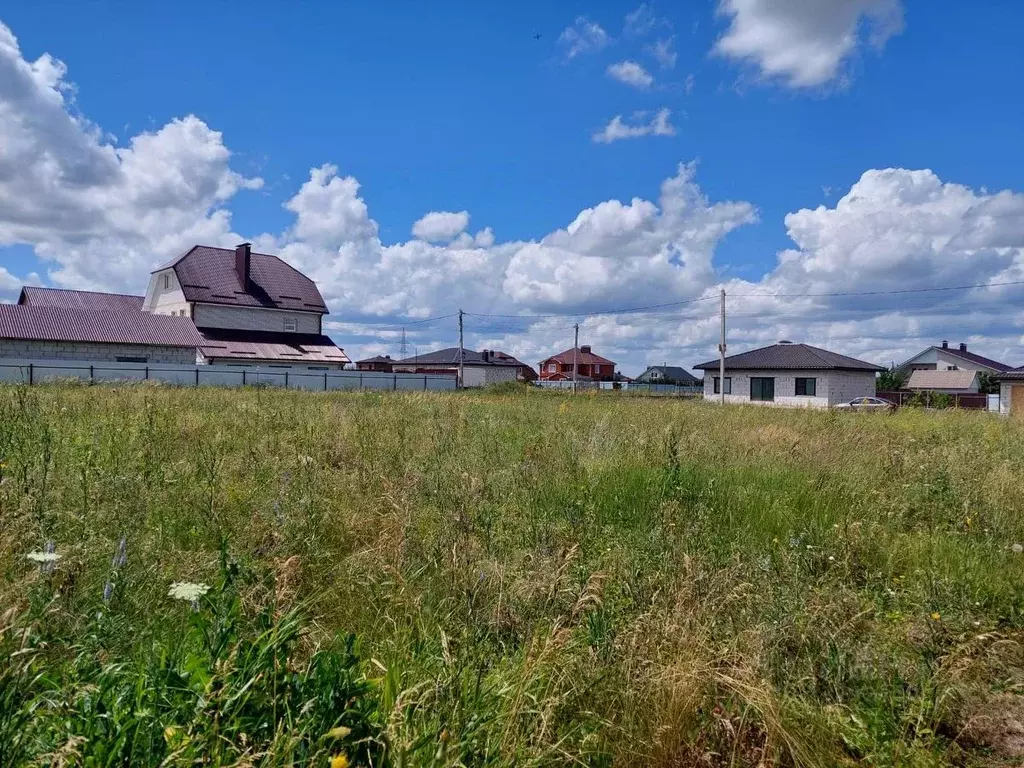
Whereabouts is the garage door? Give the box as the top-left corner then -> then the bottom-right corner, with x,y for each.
1013,386 -> 1024,420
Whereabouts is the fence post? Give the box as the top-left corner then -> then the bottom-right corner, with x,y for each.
423,375 -> 427,391
359,373 -> 363,390
28,363 -> 33,385
195,368 -> 200,387
324,372 -> 328,391
145,366 -> 149,380
89,365 -> 94,383
242,370 -> 246,386
393,374 -> 398,391
284,371 -> 289,388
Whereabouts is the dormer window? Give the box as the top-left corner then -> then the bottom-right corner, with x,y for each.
283,316 -> 297,332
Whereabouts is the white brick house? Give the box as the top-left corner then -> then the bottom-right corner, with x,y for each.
694,341 -> 883,409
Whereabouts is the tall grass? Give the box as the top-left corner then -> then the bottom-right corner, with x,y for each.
0,383 -> 1022,766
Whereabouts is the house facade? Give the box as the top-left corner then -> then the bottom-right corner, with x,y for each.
356,355 -> 395,372
142,243 -> 349,369
997,369 -> 1024,418
695,342 -> 883,408
538,346 -> 615,382
0,305 -> 204,364
897,341 -> 1012,375
634,365 -> 699,386
392,348 -> 534,387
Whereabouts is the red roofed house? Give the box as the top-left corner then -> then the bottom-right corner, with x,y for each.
143,243 -> 349,369
538,345 -> 616,382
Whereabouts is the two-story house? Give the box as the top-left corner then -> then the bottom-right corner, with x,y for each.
143,243 -> 349,369
538,345 -> 616,382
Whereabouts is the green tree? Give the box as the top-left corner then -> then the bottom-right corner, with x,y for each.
876,366 -> 907,392
977,371 -> 1000,394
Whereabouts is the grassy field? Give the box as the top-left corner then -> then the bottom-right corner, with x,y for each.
1,383 -> 1022,767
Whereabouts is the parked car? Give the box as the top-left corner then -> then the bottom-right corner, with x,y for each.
833,396 -> 895,412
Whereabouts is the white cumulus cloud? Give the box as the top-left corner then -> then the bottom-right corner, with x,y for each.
607,60 -> 654,89
713,0 -> 904,88
411,211 -> 471,242
593,108 -> 675,144
648,37 -> 677,69
558,17 -> 610,59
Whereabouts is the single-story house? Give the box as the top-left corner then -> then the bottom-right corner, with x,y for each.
694,341 -> 884,408
897,341 -> 1012,375
905,369 -> 981,393
539,345 -> 616,382
356,355 -> 395,372
996,368 -> 1024,418
634,365 -> 700,386
0,304 -> 204,364
392,347 -> 535,387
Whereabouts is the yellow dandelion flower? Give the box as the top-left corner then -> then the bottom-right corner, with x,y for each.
330,755 -> 349,768
930,612 -> 941,621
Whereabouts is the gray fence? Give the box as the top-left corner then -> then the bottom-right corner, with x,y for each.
0,358 -> 457,392
537,380 -> 702,396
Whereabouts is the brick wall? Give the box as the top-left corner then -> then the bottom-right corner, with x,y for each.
0,339 -> 196,364
192,304 -> 321,334
702,369 -> 876,408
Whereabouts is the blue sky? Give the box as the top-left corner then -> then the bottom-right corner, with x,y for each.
1,1 -> 1024,372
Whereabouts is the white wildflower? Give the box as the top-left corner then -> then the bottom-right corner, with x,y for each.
828,555 -> 835,562
168,582 -> 210,601
1012,543 -> 1023,554
26,551 -> 61,563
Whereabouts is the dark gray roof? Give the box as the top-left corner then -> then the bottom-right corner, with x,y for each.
996,367 -> 1024,381
356,355 -> 394,364
636,365 -> 699,383
159,246 -> 328,313
0,305 -> 204,348
197,328 -> 349,363
932,346 -> 1012,372
395,347 -> 523,367
19,286 -> 144,312
694,342 -> 884,372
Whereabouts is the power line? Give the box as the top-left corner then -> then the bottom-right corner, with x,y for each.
729,278 -> 1024,301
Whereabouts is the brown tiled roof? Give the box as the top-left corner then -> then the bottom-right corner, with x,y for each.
906,369 -> 979,390
160,246 -> 328,313
540,347 -> 616,366
695,342 -> 884,372
19,286 -> 144,312
0,305 -> 204,347
197,328 -> 350,364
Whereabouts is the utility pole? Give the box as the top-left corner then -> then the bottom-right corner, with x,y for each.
718,288 -> 726,405
458,309 -> 465,389
572,323 -> 579,394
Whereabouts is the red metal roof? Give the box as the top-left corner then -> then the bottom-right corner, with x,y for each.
197,328 -> 350,364
19,286 -> 144,312
540,347 -> 616,366
0,305 -> 204,348
161,246 -> 328,313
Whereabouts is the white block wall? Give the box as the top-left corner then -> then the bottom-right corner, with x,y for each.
1000,382 -> 1019,416
462,365 -> 520,388
192,304 -> 321,334
143,269 -> 191,316
702,369 -> 876,408
0,339 -> 197,365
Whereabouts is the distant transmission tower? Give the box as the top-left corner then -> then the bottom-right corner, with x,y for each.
398,327 -> 408,358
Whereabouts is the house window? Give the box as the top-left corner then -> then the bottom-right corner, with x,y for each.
713,376 -> 732,394
308,366 -> 330,370
284,317 -> 298,332
162,273 -> 170,290
750,377 -> 775,402
547,363 -> 557,373
116,356 -> 148,363
795,377 -> 816,397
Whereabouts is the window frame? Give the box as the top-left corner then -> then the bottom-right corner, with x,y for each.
283,316 -> 298,332
162,273 -> 170,290
116,356 -> 148,364
795,377 -> 817,397
750,376 -> 775,402
712,376 -> 732,395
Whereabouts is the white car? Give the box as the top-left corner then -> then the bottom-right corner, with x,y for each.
833,396 -> 895,412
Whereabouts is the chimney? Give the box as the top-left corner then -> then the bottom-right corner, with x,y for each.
482,349 -> 490,362
959,342 -> 967,352
235,242 -> 251,289
580,345 -> 592,354
941,340 -> 948,349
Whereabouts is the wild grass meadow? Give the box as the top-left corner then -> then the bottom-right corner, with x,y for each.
0,382 -> 1022,766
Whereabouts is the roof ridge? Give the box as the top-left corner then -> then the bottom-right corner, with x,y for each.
798,343 -> 840,367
